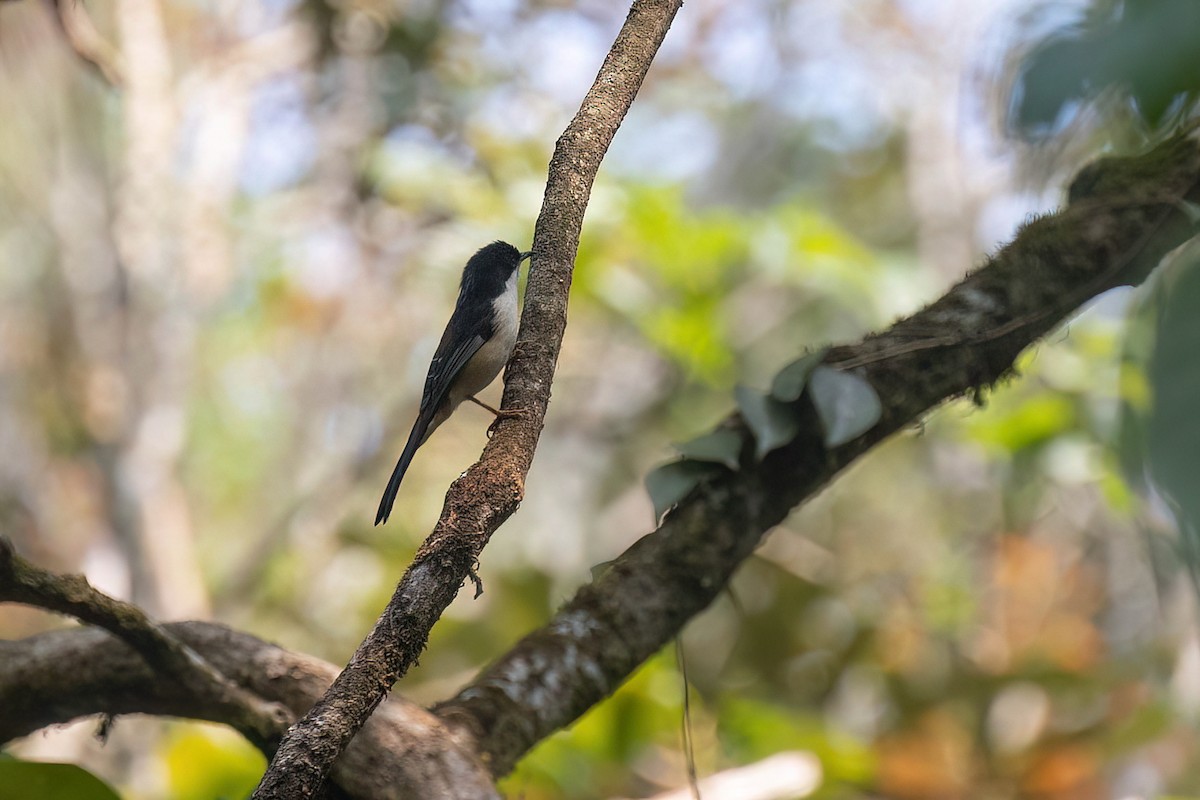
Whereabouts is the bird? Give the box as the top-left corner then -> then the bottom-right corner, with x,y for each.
375,241 -> 532,525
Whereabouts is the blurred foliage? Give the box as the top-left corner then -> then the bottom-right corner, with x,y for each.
1146,250 -> 1200,508
0,755 -> 121,800
1016,0 -> 1200,133
161,725 -> 265,800
1124,247 -> 1200,583
0,0 -> 1199,798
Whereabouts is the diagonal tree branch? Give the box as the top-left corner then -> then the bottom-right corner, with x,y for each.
0,536 -> 290,750
251,2 -> 685,797
434,131 -> 1200,775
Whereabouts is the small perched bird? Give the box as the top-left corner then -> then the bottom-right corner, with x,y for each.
375,241 -> 532,525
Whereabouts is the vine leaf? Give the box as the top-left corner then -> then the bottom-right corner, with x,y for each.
735,385 -> 802,460
771,347 -> 830,402
674,428 -> 744,470
809,366 -> 882,447
645,460 -> 725,520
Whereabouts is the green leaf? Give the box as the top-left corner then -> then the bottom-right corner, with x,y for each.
1015,1 -> 1200,131
0,759 -> 121,800
674,428 -> 744,470
735,385 -> 802,460
809,366 -> 882,447
645,460 -> 724,519
770,347 -> 830,402
1146,251 -> 1200,577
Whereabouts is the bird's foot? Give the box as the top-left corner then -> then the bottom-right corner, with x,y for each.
486,406 -> 528,438
467,395 -> 528,436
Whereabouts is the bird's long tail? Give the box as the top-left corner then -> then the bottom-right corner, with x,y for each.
375,414 -> 431,525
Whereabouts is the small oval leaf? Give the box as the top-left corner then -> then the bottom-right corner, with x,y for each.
771,347 -> 831,401
645,460 -> 724,519
674,428 -> 744,470
809,366 -> 882,447
735,385 -> 803,460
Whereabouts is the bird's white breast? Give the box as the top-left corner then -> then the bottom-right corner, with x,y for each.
448,270 -> 519,405
491,269 -> 519,348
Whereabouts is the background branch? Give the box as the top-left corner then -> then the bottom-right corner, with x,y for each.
251,2 -> 685,797
0,537 -> 289,750
435,131 -> 1200,775
48,0 -> 125,86
0,622 -> 497,800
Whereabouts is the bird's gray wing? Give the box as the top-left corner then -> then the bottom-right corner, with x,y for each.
420,322 -> 488,414
376,318 -> 488,526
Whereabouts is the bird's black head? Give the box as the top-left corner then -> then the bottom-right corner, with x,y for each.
461,240 -> 531,296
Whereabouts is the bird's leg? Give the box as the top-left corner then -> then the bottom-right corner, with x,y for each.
468,395 -> 528,437
467,395 -> 502,416
468,394 -> 527,420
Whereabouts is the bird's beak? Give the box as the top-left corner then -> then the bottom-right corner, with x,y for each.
519,251 -> 533,263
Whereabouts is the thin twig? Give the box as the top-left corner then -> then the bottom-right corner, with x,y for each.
676,639 -> 700,800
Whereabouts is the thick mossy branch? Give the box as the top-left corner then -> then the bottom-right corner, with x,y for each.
436,131 -> 1200,776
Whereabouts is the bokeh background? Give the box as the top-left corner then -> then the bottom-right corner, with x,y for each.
2,0 -> 1200,797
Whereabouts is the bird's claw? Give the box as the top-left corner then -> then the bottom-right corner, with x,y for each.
487,406 -> 528,437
